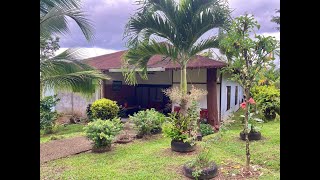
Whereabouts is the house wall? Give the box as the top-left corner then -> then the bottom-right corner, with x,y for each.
105,71 -> 172,85
172,69 -> 208,109
53,90 -> 99,117
220,73 -> 243,120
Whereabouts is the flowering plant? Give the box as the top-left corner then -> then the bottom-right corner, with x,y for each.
240,98 -> 264,133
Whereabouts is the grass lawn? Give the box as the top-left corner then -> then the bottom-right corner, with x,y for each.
40,124 -> 85,143
40,111 -> 279,179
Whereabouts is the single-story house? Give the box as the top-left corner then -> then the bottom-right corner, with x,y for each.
54,50 -> 244,126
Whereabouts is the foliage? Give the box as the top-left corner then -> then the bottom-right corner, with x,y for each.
41,121 -> 280,179
200,124 -> 214,137
90,98 -> 120,120
84,118 -> 123,148
129,108 -> 166,136
85,104 -> 93,121
219,14 -> 279,169
162,101 -> 199,145
40,0 -> 108,97
185,120 -> 233,179
40,0 -> 94,41
251,85 -> 280,119
40,36 -> 60,60
40,95 -> 60,134
122,0 -> 230,116
163,86 -> 207,110
239,98 -> 264,132
271,9 -> 280,31
256,62 -> 280,87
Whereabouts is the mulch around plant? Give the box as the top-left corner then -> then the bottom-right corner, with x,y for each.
177,161 -> 263,179
40,136 -> 92,164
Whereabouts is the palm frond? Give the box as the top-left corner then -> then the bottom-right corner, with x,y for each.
41,59 -> 109,96
40,0 -> 94,41
189,36 -> 219,57
40,0 -> 80,15
122,40 -> 179,85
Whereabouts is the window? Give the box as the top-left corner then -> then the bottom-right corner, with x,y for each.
235,86 -> 238,105
227,86 -> 231,110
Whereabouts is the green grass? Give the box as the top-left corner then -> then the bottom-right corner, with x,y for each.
40,124 -> 85,143
41,112 -> 280,179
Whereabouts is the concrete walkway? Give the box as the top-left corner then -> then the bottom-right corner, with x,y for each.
40,136 -> 92,164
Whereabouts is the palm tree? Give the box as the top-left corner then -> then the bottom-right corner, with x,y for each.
122,0 -> 230,114
40,0 -> 108,98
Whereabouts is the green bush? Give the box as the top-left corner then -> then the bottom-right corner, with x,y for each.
162,101 -> 199,144
200,124 -> 214,136
129,108 -> 166,136
90,98 -> 120,120
251,85 -> 280,120
84,118 -> 123,148
40,95 -> 60,134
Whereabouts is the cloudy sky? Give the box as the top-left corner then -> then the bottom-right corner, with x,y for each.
59,0 -> 280,58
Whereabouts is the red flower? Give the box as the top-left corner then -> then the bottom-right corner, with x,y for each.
240,102 -> 246,109
248,98 -> 256,104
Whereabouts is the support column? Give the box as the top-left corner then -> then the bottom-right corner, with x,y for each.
207,68 -> 219,128
100,80 -> 105,99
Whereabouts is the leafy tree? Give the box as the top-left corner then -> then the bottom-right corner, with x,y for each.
40,0 -> 108,98
122,0 -> 230,115
219,14 -> 279,170
271,9 -> 280,31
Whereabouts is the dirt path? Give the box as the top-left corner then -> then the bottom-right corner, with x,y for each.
40,121 -> 137,164
40,136 -> 92,164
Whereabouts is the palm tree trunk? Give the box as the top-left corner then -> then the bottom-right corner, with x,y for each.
244,88 -> 251,170
179,63 -> 188,115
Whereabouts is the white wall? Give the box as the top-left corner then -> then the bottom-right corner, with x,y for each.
172,83 -> 207,109
220,73 -> 243,120
172,69 -> 207,109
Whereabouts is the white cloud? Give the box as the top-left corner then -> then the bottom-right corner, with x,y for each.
260,32 -> 280,40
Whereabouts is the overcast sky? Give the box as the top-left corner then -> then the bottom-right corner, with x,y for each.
59,0 -> 280,59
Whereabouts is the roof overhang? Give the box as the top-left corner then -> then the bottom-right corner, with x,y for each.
108,67 -> 165,72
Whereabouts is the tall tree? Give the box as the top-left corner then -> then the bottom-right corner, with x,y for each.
219,14 -> 279,170
40,0 -> 108,98
122,0 -> 230,115
271,9 -> 280,31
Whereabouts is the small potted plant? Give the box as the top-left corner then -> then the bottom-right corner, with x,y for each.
183,120 -> 233,179
84,118 -> 123,153
162,101 -> 199,153
239,98 -> 264,141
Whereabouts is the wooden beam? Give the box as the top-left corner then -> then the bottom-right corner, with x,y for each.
207,68 -> 219,128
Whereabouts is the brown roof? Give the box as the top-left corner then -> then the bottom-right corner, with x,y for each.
84,50 -> 227,71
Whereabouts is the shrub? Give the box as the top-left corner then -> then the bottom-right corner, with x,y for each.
200,124 -> 214,136
162,101 -> 199,144
84,118 -> 123,148
129,108 -> 166,136
90,98 -> 120,120
251,85 -> 280,120
40,95 -> 60,134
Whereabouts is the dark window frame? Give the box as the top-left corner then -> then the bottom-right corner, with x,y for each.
235,86 -> 238,105
226,86 -> 231,110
